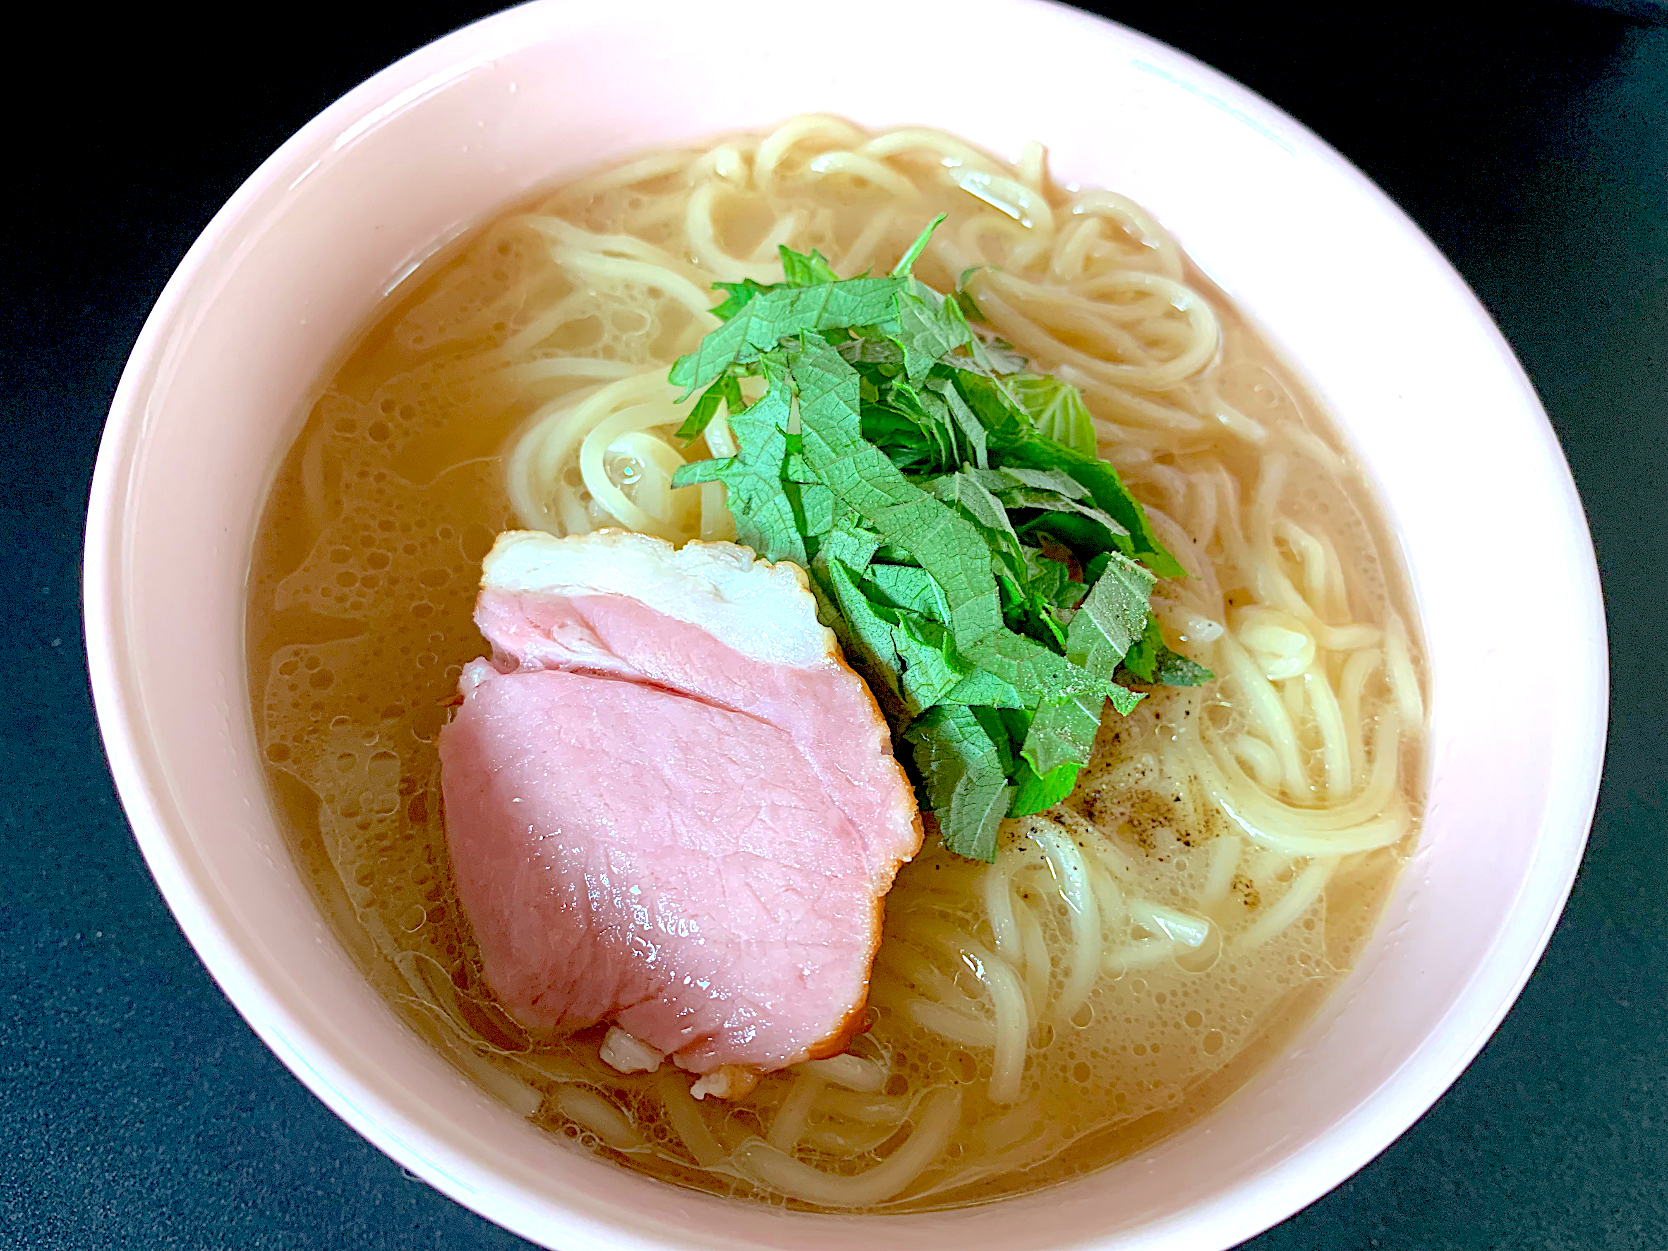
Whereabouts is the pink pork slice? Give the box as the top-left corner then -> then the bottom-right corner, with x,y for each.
438,529 -> 922,1084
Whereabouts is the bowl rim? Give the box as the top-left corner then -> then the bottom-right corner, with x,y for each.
83,1 -> 1609,1247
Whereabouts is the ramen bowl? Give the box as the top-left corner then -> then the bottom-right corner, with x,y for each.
83,0 -> 1606,1247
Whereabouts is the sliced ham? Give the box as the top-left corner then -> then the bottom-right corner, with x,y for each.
438,530 -> 921,1085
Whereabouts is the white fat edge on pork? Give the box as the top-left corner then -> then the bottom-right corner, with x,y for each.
596,1028 -> 759,1100
599,1027 -> 761,1100
689,1066 -> 760,1101
600,1026 -> 664,1074
482,529 -> 837,670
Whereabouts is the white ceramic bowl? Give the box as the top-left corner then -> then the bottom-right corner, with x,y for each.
84,1 -> 1607,1247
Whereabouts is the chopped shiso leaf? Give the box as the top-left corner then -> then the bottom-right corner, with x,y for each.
670,219 -> 1211,860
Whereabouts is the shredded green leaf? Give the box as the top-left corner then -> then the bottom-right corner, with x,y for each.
669,220 -> 1211,860
1012,374 -> 1097,458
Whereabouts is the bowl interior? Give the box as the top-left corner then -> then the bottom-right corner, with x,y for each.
85,2 -> 1606,1248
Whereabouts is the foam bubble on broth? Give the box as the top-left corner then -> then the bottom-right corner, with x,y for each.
247,118 -> 1424,1213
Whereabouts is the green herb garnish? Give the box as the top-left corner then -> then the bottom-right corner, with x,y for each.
671,218 -> 1211,861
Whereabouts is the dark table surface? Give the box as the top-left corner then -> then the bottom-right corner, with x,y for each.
4,3 -> 1663,1248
